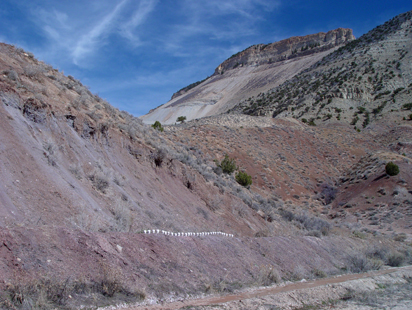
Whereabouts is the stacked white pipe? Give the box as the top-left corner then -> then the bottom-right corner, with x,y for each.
143,230 -> 234,237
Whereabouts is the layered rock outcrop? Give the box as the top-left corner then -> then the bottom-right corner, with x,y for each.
214,28 -> 354,74
141,28 -> 354,124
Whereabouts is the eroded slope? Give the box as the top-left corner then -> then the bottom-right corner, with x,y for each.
0,31 -> 410,310
141,29 -> 354,125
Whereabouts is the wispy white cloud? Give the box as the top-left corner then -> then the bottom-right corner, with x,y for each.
30,0 -> 158,66
52,10 -> 70,30
119,0 -> 158,46
96,66 -> 202,92
35,9 -> 70,42
160,0 -> 280,57
27,0 -> 279,67
72,0 -> 128,64
185,0 -> 280,21
42,25 -> 60,41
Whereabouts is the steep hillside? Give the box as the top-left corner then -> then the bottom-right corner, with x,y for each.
140,28 -> 354,125
163,112 -> 412,239
232,11 -> 412,128
0,18 -> 411,310
0,43 -> 275,308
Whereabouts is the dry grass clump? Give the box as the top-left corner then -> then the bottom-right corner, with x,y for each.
96,264 -> 134,298
256,266 -> 281,286
68,164 -> 82,180
204,278 -> 243,294
279,209 -> 331,237
3,69 -> 19,82
72,198 -> 134,233
150,148 -> 167,167
346,253 -> 383,273
1,277 -> 75,310
312,268 -> 327,278
88,171 -> 110,193
386,252 -> 405,267
393,233 -> 407,242
43,141 -> 57,166
72,204 -> 104,232
206,195 -> 222,212
254,230 -> 270,237
345,246 -> 409,273
288,265 -> 309,281
23,64 -> 44,80
109,199 -> 134,232
0,270 -> 146,310
352,230 -> 368,239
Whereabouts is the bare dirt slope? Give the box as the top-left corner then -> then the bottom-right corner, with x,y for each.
164,114 -> 412,239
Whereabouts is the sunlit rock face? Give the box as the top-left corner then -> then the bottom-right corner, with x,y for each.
140,28 -> 354,125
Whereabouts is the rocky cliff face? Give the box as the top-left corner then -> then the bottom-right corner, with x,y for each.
214,28 -> 354,75
141,28 -> 354,125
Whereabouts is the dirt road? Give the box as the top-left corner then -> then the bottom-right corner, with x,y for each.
119,265 -> 412,310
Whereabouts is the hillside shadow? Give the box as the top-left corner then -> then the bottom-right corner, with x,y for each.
372,173 -> 387,182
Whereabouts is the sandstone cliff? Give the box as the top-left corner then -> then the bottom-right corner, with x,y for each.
140,28 -> 354,125
214,28 -> 354,75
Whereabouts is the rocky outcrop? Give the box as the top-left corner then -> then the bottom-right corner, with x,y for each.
214,28 -> 354,75
171,78 -> 209,100
141,29 -> 354,125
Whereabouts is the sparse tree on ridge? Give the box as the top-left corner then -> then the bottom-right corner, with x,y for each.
151,121 -> 164,132
177,116 -> 186,123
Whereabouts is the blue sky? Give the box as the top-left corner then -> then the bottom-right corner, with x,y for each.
1,1 -> 411,116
